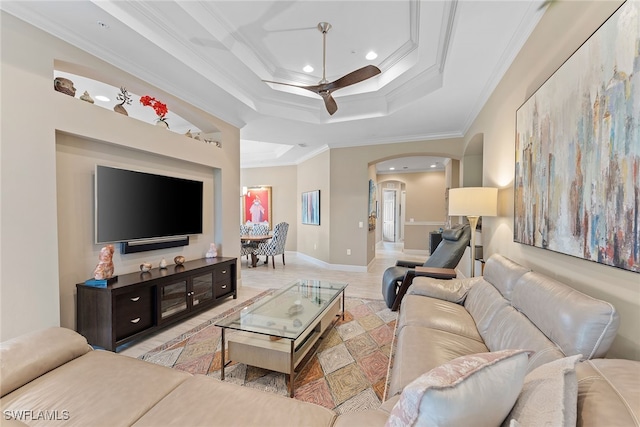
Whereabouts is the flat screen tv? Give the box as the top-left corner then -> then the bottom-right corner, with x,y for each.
95,165 -> 203,244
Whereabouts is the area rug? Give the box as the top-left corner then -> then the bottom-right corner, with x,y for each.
139,291 -> 397,413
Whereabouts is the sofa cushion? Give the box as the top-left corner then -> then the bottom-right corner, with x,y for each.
482,254 -> 530,301
132,375 -> 336,427
464,279 -> 511,338
0,327 -> 92,397
511,271 -> 619,359
388,325 -> 489,397
576,359 -> 640,427
503,354 -> 581,427
399,294 -> 483,343
0,350 -> 191,426
386,350 -> 529,427
464,279 -> 565,371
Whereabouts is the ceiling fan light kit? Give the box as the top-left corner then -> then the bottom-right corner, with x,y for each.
263,22 -> 381,115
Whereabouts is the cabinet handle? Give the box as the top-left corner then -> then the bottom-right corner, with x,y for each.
221,270 -> 227,274
130,318 -> 141,324
130,297 -> 140,302
221,285 -> 227,289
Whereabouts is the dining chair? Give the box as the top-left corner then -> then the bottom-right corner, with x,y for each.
253,222 -> 289,268
240,224 -> 254,265
251,223 -> 270,236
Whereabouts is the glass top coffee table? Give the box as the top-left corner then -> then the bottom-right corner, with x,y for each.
215,279 -> 347,397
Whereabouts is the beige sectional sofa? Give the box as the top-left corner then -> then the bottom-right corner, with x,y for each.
1,254 -> 638,426
337,254 -> 638,426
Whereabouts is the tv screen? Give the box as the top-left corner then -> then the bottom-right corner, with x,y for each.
95,165 -> 203,244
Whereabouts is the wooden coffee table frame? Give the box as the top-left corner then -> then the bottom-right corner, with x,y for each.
219,288 -> 345,397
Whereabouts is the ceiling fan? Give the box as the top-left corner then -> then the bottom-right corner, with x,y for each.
263,22 -> 381,115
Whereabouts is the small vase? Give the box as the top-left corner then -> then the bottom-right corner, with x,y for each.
156,119 -> 169,129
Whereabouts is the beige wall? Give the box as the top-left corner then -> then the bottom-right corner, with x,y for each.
298,151 -> 331,262
56,135 -> 219,330
0,13 -> 240,340
466,1 -> 638,360
378,172 -> 446,252
241,165 -> 297,251
329,139 -> 465,267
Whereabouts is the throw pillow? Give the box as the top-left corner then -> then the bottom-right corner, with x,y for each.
502,354 -> 582,427
386,349 -> 530,427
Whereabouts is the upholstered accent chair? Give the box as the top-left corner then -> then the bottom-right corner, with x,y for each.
253,222 -> 289,268
382,224 -> 471,310
240,225 -> 254,263
240,224 -> 270,264
251,223 -> 270,235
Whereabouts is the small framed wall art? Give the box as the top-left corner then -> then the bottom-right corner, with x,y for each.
301,190 -> 320,225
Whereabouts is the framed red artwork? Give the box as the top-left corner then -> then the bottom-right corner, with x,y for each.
242,186 -> 272,230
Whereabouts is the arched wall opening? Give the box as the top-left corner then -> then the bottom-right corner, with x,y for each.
373,154 -> 461,255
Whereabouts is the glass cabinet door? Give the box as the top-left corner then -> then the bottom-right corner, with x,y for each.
160,281 -> 188,319
191,273 -> 213,306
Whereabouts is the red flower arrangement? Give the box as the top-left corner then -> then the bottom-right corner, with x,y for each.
140,95 -> 169,126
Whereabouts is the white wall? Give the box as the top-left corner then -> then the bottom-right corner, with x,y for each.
0,12 -> 240,340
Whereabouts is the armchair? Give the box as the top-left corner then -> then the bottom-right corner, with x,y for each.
381,224 -> 471,310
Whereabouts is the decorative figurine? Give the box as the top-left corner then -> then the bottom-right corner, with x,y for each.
140,262 -> 152,272
80,90 -> 94,104
93,245 -> 115,280
114,87 -> 132,116
54,77 -> 76,97
174,255 -> 185,265
159,258 -> 167,269
205,243 -> 217,258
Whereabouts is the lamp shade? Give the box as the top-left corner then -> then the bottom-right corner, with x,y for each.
448,187 -> 498,217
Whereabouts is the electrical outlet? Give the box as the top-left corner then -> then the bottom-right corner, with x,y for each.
347,249 -> 351,255
358,221 -> 363,228
314,243 -> 317,250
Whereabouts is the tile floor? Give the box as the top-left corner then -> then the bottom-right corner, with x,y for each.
119,242 -> 424,359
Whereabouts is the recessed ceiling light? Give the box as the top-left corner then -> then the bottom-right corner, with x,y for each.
303,65 -> 314,73
430,164 -> 437,168
95,95 -> 110,102
389,167 -> 395,170
366,51 -> 378,60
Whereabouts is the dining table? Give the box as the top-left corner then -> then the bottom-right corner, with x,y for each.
240,234 -> 271,267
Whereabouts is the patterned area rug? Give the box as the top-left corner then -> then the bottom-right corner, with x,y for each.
140,291 -> 397,413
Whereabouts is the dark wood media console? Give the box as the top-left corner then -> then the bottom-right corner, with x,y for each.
76,257 -> 237,351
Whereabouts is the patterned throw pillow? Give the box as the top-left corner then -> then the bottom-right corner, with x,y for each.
502,354 -> 581,426
386,349 -> 530,427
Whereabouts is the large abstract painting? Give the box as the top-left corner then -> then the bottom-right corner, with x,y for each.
515,1 -> 639,273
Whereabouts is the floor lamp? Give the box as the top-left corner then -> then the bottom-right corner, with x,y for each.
448,187 -> 498,277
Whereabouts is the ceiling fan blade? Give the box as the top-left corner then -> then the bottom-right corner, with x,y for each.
326,65 -> 381,91
320,92 -> 338,115
262,80 -> 324,94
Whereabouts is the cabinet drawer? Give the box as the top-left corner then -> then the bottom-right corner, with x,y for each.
213,267 -> 232,298
115,288 -> 154,340
213,266 -> 231,285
